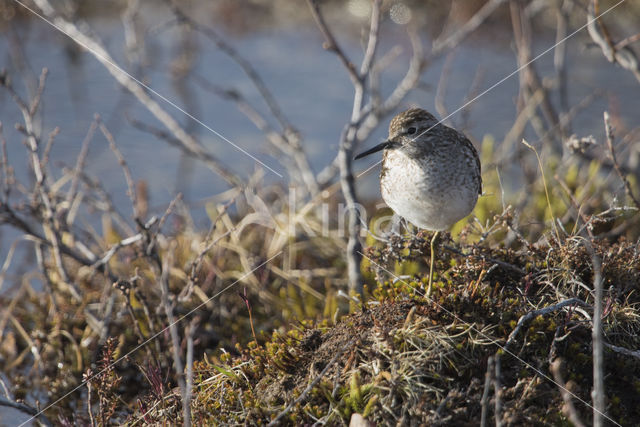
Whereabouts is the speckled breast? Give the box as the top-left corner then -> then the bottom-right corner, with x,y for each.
380,147 -> 480,231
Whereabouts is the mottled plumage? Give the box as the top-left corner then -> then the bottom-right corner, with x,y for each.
380,108 -> 481,231
356,108 -> 482,231
355,108 -> 482,296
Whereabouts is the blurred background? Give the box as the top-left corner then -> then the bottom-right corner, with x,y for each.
1,0 -> 638,219
1,0 -> 640,423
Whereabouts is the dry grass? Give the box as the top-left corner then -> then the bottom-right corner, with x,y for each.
1,1 -> 640,425
132,217 -> 640,425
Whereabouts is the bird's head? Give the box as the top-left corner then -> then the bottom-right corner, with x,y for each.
354,108 -> 438,160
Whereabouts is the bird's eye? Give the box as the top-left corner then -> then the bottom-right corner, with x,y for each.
407,127 -> 417,135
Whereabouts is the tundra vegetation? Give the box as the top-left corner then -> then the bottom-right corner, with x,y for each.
0,0 -> 639,425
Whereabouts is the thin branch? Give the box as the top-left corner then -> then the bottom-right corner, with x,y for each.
306,0 -> 384,293
29,0 -> 242,186
480,356 -> 494,427
432,0 -> 510,55
306,0 -> 361,86
494,355 -> 502,427
550,359 -> 587,427
589,245 -> 605,427
0,123 -> 10,201
359,0 -> 381,77
192,76 -> 319,195
183,317 -> 198,427
615,32 -> 640,50
169,2 -> 291,132
180,196 -> 238,302
587,0 -> 640,83
604,111 -> 640,209
604,342 -> 640,359
159,243 -> 186,402
504,298 -> 588,352
40,126 -> 59,175
0,396 -> 52,426
97,117 -> 140,219
86,372 -> 95,427
554,0 -> 571,131
91,234 -> 143,270
66,116 -> 98,208
1,68 -> 82,300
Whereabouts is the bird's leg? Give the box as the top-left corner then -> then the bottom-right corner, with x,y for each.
427,231 -> 439,297
389,214 -> 402,236
376,214 -> 403,242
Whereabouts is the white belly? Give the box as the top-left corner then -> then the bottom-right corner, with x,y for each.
380,150 -> 479,231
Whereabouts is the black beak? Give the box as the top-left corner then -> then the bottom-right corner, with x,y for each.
354,141 -> 391,160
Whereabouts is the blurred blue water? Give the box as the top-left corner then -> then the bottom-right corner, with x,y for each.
0,1 -> 638,279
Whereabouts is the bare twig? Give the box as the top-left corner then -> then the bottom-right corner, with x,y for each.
511,1 -> 564,153
550,359 -> 587,427
306,0 -> 361,86
183,317 -> 199,427
85,370 -> 95,427
494,355 -> 502,427
92,234 -> 143,269
554,0 -> 571,131
306,0 -> 383,293
169,3 -> 318,196
589,245 -> 605,427
159,242 -> 187,402
112,277 -> 160,364
28,0 -> 242,186
97,117 -> 140,219
1,68 -> 82,300
604,342 -> 640,359
0,396 -> 52,426
180,197 -> 237,303
432,0 -> 510,55
587,0 -> 640,83
66,116 -> 97,209
0,123 -> 11,201
122,0 -> 143,65
604,111 -> 640,209
192,76 -> 318,195
0,238 -> 24,294
480,356 -> 494,427
34,241 -> 59,310
504,298 -> 588,352
615,32 -> 640,50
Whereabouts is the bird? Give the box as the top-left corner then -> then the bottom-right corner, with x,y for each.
355,108 -> 482,296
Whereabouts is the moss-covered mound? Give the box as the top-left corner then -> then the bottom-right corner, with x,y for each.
134,232 -> 640,425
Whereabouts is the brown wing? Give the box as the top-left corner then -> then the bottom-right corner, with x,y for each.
442,126 -> 482,195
